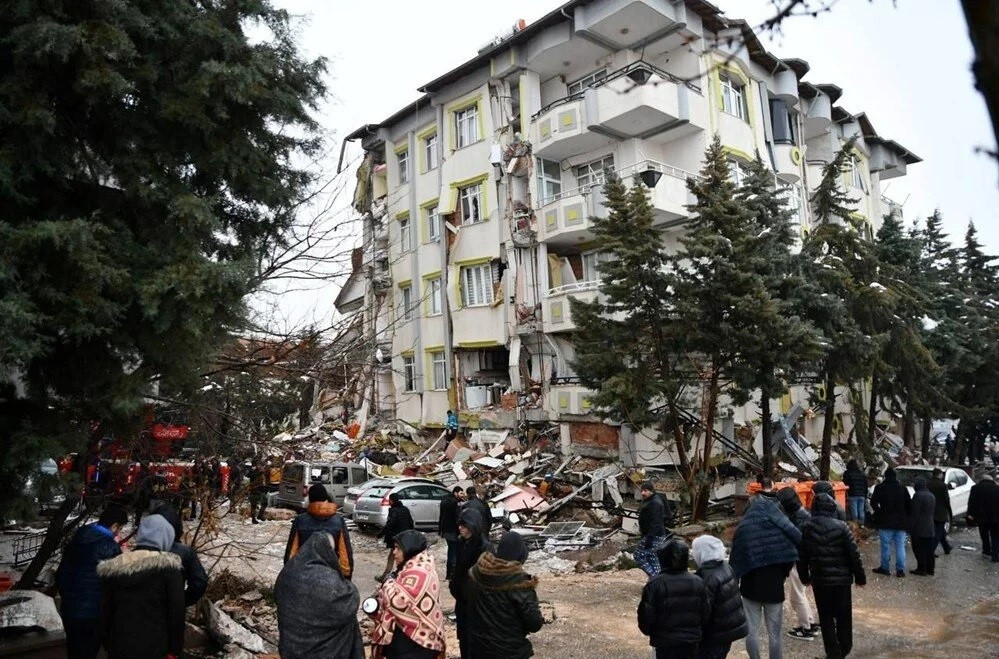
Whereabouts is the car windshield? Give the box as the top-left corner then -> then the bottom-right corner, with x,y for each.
895,468 -> 931,487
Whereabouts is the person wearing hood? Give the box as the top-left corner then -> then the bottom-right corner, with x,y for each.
284,484 -> 353,578
811,480 -> 846,521
274,532 -> 364,658
967,473 -> 999,561
729,477 -> 801,659
638,537 -> 710,658
869,467 -> 912,577
450,508 -> 496,658
96,515 -> 185,659
798,493 -> 866,659
56,505 -> 128,659
463,531 -> 543,659
842,460 -> 869,525
692,535 -> 747,659
369,530 -> 446,658
776,488 -> 819,642
378,492 -> 415,581
909,477 -> 937,575
926,468 -> 953,555
635,481 -> 675,578
150,503 -> 209,606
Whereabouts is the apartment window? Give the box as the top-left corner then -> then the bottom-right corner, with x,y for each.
400,285 -> 413,321
461,263 -> 495,307
779,183 -> 803,225
770,99 -> 795,144
850,156 -> 866,191
399,216 -> 412,252
567,68 -> 607,97
424,133 -> 439,171
575,155 -> 615,188
720,73 -> 747,121
430,351 -> 447,390
459,182 -> 483,225
581,251 -> 606,282
727,159 -> 750,185
536,158 -> 562,202
426,204 -> 441,242
455,105 -> 479,148
402,355 -> 416,392
428,277 -> 442,315
398,149 -> 410,184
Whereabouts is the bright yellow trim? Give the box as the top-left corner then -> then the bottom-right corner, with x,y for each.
420,197 -> 440,209
446,93 -> 484,151
722,146 -> 754,163
456,256 -> 493,267
416,124 -> 436,141
395,210 -> 410,221
449,173 -> 490,222
424,344 -> 445,351
421,269 -> 442,280
458,340 -> 501,348
394,141 -> 408,155
396,278 -> 412,288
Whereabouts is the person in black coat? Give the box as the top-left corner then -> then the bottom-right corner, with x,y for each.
798,493 -> 866,659
439,486 -> 463,580
635,481 -> 675,578
96,515 -> 185,659
926,468 -> 953,555
463,531 -> 543,659
909,477 -> 937,576
450,508 -> 495,659
777,487 -> 818,640
465,486 -> 492,536
378,493 -> 415,581
967,473 -> 999,561
869,467 -> 912,576
692,535 -> 747,659
56,505 -> 128,659
150,503 -> 209,607
638,538 -> 710,659
811,480 -> 847,521
842,460 -> 869,525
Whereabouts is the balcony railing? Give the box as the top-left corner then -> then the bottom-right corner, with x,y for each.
548,279 -> 600,298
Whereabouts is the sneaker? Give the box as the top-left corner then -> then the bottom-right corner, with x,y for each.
787,628 -> 815,641
809,623 -> 821,635
871,567 -> 892,576
896,570 -> 906,577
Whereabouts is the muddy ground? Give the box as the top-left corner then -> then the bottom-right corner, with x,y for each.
203,510 -> 999,659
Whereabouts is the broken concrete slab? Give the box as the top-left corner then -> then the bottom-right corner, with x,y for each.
0,591 -> 63,634
207,601 -> 268,654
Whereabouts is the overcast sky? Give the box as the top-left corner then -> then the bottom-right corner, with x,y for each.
270,0 -> 998,328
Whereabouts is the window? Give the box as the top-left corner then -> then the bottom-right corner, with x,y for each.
459,182 -> 483,225
399,217 -> 412,252
850,156 -> 866,191
461,263 -> 495,307
567,69 -> 607,96
397,149 -> 410,184
402,355 -> 416,392
727,159 -> 750,185
720,73 -> 746,121
400,285 -> 413,320
770,99 -> 795,144
331,468 -> 348,485
536,158 -> 562,202
431,351 -> 447,390
581,251 -> 606,282
575,154 -> 615,188
455,105 -> 479,148
426,204 -> 441,241
779,184 -> 803,225
424,133 -> 438,171
428,277 -> 442,315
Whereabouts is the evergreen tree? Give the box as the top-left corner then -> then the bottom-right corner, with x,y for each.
0,1 -> 326,579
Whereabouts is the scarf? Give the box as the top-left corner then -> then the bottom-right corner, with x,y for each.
371,550 -> 446,658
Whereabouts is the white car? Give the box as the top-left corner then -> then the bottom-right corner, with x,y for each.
894,466 -> 974,521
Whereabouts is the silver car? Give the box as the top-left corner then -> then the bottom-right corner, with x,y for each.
351,478 -> 450,531
342,477 -> 393,517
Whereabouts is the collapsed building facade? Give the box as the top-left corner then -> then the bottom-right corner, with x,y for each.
340,0 -> 920,467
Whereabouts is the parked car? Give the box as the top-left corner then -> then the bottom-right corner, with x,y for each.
342,477 -> 392,518
350,478 -> 450,531
275,460 -> 369,510
25,459 -> 67,514
894,466 -> 974,523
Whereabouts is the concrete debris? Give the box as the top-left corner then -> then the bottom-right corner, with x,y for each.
0,590 -> 63,635
207,601 -> 270,654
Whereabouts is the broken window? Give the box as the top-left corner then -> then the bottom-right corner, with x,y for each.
402,355 -> 416,391
575,154 -> 615,188
461,263 -> 495,307
459,182 -> 483,225
455,105 -> 479,148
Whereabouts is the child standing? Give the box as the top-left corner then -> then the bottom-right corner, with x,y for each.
692,535 -> 748,659
638,538 -> 710,659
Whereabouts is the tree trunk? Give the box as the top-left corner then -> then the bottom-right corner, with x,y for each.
693,368 -> 720,521
902,395 -> 915,450
960,0 -> 999,183
760,387 -> 773,477
665,404 -> 690,477
16,491 -> 81,588
920,415 -> 931,457
819,371 -> 836,480
866,374 -> 879,446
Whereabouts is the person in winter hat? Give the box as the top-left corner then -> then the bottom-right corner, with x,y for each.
274,533 -> 364,659
798,493 -> 866,659
842,460 -> 869,525
283,484 -> 353,578
692,535 -> 747,659
776,487 -> 819,641
909,477 -> 937,576
150,503 -> 209,606
377,492 -> 415,581
635,481 -> 675,578
56,505 -> 127,659
967,473 -> 999,561
463,531 -> 543,659
451,508 -> 495,658
811,480 -> 846,520
869,467 -> 912,577
638,537 -> 710,659
369,530 -> 446,658
96,515 -> 184,659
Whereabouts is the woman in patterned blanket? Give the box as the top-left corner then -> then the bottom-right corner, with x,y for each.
369,530 -> 447,658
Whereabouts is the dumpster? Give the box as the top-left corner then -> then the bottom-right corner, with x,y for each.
746,481 -> 848,511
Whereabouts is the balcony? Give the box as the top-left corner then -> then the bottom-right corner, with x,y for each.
532,64 -> 705,161
537,188 -> 605,245
773,143 -> 803,183
548,381 -> 597,417
543,280 -> 599,334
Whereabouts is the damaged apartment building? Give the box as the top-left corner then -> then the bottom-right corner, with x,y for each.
341,0 -> 920,466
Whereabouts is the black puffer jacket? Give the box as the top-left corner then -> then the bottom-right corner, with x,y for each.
797,494 -> 866,587
843,463 -> 868,499
638,570 -> 709,648
812,481 -> 847,521
927,477 -> 952,523
696,560 -> 748,644
381,501 -> 415,548
968,479 -> 999,524
870,470 -> 912,530
638,493 -> 672,537
465,496 -> 493,536
56,524 -> 122,620
463,551 -> 544,659
450,509 -> 495,601
777,487 -> 811,529
438,493 -> 460,540
151,504 -> 209,606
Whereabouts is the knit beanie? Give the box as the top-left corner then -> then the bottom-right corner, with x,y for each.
496,531 -> 529,563
308,484 -> 331,503
640,481 -> 655,494
136,514 -> 175,551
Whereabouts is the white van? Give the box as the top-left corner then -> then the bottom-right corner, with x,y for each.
275,461 -> 369,510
